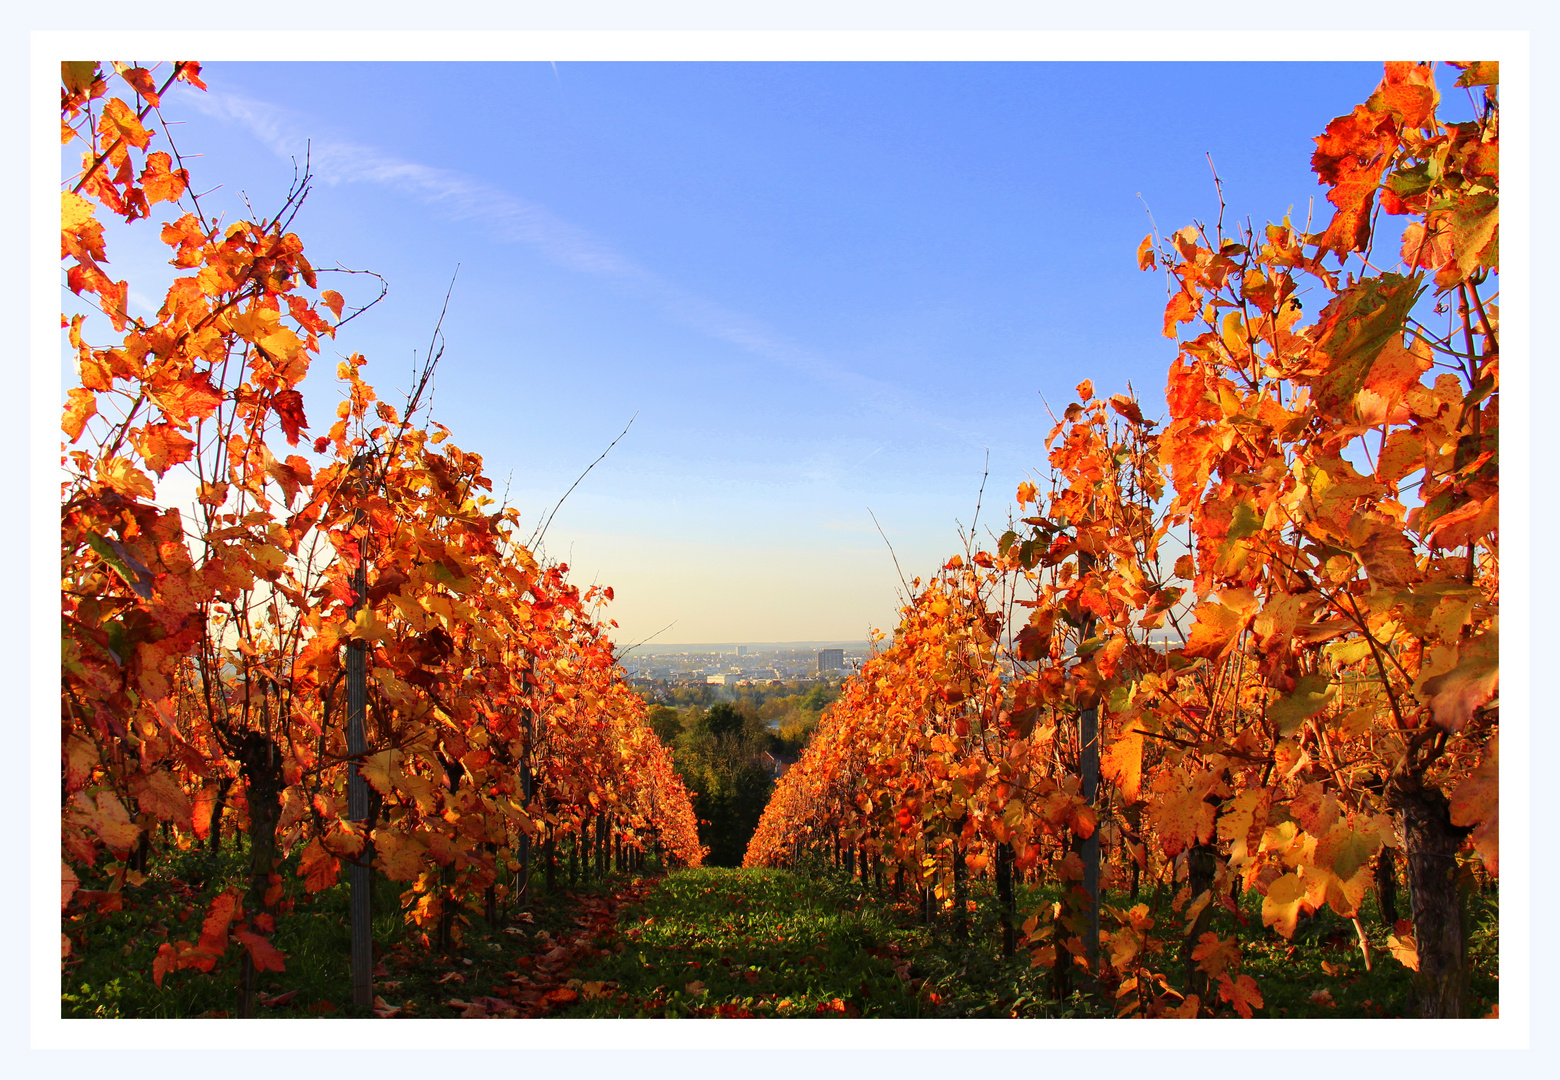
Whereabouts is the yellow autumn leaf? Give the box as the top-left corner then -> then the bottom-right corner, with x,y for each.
1261,872 -> 1308,939
348,606 -> 389,642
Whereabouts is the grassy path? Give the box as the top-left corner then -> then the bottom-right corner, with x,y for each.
562,867 -> 1042,1018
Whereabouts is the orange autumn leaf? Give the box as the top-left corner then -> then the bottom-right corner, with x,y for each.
138,150 -> 187,205
150,370 -> 224,426
297,838 -> 340,893
1191,932 -> 1241,981
1100,727 -> 1143,803
185,889 -> 240,970
98,96 -> 153,151
1421,626 -> 1499,733
1449,734 -> 1498,875
1181,598 -> 1248,660
129,768 -> 193,830
132,422 -> 197,475
1149,772 -> 1218,858
61,862 -> 80,910
116,64 -> 161,106
1218,973 -> 1264,1018
1162,290 -> 1197,338
62,388 -> 97,442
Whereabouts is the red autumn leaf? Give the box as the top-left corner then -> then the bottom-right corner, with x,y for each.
160,212 -> 209,265
237,930 -> 286,974
71,789 -> 142,853
175,61 -> 207,91
1069,802 -> 1097,840
1310,104 -> 1398,257
1363,334 -> 1432,400
1108,394 -> 1145,426
61,862 -> 80,910
63,734 -> 98,793
1423,491 -> 1498,552
271,388 -> 308,446
152,943 -> 177,988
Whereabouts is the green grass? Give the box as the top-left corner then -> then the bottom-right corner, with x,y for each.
565,865 -> 1099,1018
565,863 -> 1497,1019
1222,878 -> 1499,1018
61,838 -> 672,1019
62,847 -> 1497,1019
62,842 -> 414,1018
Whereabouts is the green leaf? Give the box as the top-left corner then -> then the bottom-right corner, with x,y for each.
1453,61 -> 1498,88
1311,273 -> 1424,413
1268,675 -> 1337,737
1227,501 -> 1263,543
1325,637 -> 1373,667
62,61 -> 98,93
82,530 -> 154,600
1316,821 -> 1381,883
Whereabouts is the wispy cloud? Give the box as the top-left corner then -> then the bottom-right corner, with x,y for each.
190,90 -> 992,445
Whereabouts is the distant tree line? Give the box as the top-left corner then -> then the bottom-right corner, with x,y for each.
643,688 -> 838,866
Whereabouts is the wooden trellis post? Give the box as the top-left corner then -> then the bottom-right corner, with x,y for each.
516,662 -> 534,909
1078,549 -> 1101,983
346,452 -> 374,1009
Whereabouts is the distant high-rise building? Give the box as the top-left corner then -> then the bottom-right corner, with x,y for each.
818,648 -> 844,673
736,645 -> 748,656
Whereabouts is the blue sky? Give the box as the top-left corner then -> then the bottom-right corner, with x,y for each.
86,59 -> 1413,643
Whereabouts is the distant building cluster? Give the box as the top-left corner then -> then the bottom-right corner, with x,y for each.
621,644 -> 866,691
